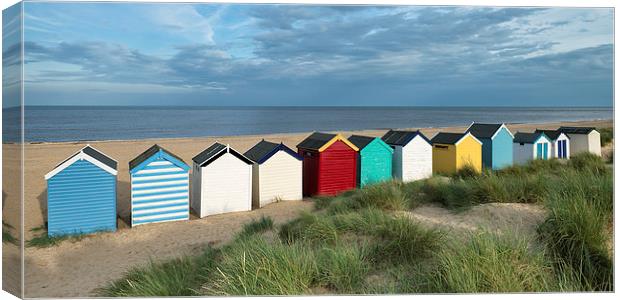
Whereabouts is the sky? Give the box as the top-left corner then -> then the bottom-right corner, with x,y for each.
2,2 -> 614,107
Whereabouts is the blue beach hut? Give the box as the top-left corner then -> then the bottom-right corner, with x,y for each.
44,145 -> 118,236
466,122 -> 514,170
129,145 -> 190,227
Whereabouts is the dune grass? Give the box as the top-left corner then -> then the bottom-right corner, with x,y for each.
2,221 -> 18,245
100,152 -> 613,295
598,127 -> 613,146
99,248 -> 219,296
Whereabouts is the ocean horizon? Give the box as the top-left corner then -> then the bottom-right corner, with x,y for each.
2,106 -> 613,143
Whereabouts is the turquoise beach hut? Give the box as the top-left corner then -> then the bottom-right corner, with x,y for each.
44,145 -> 118,237
348,135 -> 394,187
129,144 -> 190,227
466,122 -> 514,170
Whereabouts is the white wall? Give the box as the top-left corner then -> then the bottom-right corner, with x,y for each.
255,151 -> 303,208
392,146 -> 403,180
513,143 -> 533,165
567,134 -> 590,156
197,152 -> 252,217
552,134 -> 570,159
190,162 -> 202,215
401,136 -> 432,182
588,131 -> 602,156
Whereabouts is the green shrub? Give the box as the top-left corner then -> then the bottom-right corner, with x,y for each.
279,212 -> 339,244
451,164 -> 480,180
568,152 -> 608,175
598,127 -> 613,146
206,236 -> 318,295
238,216 -> 274,238
100,248 -> 218,296
425,233 -> 562,293
352,181 -> 408,211
538,190 -> 612,291
316,245 -> 369,293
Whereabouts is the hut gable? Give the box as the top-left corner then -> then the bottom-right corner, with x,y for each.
382,130 -> 431,146
297,132 -> 359,152
45,145 -> 118,180
514,132 -> 550,144
192,142 -> 253,167
244,140 -> 302,164
129,144 -> 189,173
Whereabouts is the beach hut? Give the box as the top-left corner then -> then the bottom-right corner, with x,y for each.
191,143 -> 253,218
381,130 -> 432,182
44,145 -> 117,236
128,145 -> 190,226
466,123 -> 514,170
513,132 -> 552,165
297,132 -> 359,196
348,135 -> 394,187
431,132 -> 482,174
558,127 -> 601,156
535,129 -> 571,159
244,140 -> 303,208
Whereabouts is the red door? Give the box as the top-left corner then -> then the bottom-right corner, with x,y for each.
317,140 -> 357,195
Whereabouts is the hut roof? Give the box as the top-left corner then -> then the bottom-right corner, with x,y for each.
193,143 -> 252,167
514,132 -> 549,144
558,126 -> 597,134
45,145 -> 117,180
129,144 -> 187,170
534,129 -> 565,141
381,130 -> 430,146
348,135 -> 375,149
297,132 -> 359,152
244,140 -> 302,164
465,123 -> 513,139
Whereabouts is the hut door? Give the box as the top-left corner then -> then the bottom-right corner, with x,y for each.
543,143 -> 548,160
536,143 -> 543,159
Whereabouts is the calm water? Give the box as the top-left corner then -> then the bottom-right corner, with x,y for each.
2,106 -> 613,143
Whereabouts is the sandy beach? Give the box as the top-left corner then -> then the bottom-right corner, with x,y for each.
1,118 -> 613,297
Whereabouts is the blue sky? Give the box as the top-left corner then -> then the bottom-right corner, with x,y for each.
3,2 -> 614,107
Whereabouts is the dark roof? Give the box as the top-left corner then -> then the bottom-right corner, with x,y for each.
466,123 -> 503,139
535,129 -> 563,141
53,145 -> 117,171
348,135 -> 376,149
559,126 -> 597,134
244,140 -> 302,164
297,132 -> 337,151
381,130 -> 431,146
193,143 -> 252,166
430,132 -> 467,145
514,132 -> 548,144
129,144 -> 187,170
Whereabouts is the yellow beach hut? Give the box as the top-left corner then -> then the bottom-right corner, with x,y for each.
430,132 -> 482,174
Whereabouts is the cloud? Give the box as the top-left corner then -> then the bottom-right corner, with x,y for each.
17,4 -> 614,106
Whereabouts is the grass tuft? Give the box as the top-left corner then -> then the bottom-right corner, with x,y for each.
99,248 -> 218,296
238,216 -> 274,238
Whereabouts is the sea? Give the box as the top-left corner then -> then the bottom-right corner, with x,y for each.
1,106 -> 613,143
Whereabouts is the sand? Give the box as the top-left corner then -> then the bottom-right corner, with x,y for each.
1,118 -> 612,297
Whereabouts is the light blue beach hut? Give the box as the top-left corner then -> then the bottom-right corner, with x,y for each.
129,144 -> 190,226
466,123 -> 514,170
44,145 -> 118,236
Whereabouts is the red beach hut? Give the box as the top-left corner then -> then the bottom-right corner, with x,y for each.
297,132 -> 359,196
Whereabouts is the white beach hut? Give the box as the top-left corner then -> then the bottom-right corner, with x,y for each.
381,130 -> 433,181
513,132 -> 552,165
535,129 -> 571,159
191,143 -> 253,218
244,140 -> 303,208
558,127 -> 601,156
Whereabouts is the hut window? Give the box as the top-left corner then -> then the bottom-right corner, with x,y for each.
434,145 -> 448,149
305,152 -> 314,157
519,142 -> 524,146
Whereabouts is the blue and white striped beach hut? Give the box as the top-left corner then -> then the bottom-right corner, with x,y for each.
44,145 -> 118,236
129,145 -> 190,226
